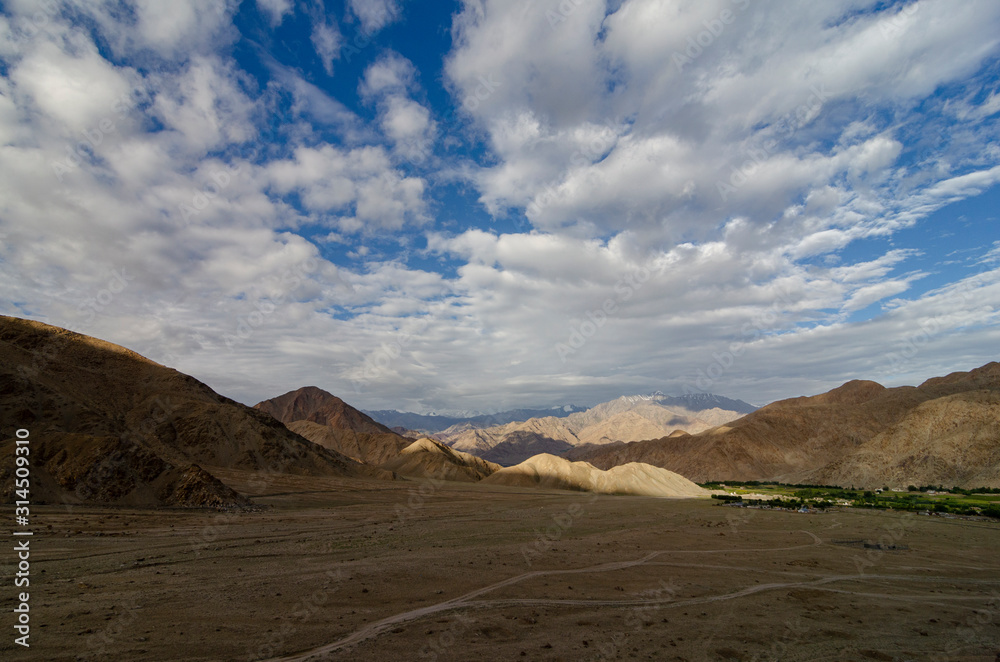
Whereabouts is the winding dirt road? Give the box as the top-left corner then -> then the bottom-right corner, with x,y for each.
268,528 -> 1000,661
263,531 -> 821,660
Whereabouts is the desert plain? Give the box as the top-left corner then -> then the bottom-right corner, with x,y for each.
2,470 -> 999,662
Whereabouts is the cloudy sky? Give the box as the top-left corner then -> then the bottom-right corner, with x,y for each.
1,0 -> 999,414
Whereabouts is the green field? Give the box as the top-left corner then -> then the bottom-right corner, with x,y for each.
700,481 -> 1000,517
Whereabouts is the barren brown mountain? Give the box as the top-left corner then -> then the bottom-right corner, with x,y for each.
579,363 -> 1000,488
813,389 -> 1000,488
380,437 -> 502,482
0,316 -> 388,508
254,386 -> 411,464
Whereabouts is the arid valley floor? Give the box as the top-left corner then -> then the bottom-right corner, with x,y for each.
2,473 -> 999,662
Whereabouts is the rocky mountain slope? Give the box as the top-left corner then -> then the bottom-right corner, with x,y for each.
0,316 -> 388,508
579,363 -> 1000,488
812,389 -> 1000,488
254,386 -> 411,464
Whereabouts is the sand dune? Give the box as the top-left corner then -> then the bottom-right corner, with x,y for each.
481,453 -> 708,497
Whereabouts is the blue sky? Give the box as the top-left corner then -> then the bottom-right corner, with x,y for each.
1,0 -> 999,414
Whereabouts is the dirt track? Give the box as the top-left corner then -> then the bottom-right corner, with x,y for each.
271,537 -> 831,660
3,472 -> 999,661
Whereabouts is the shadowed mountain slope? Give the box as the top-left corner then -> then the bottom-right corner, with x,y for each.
478,432 -> 575,466
255,386 -> 391,432
254,386 -> 411,464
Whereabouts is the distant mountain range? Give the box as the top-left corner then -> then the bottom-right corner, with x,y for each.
363,405 -> 587,434
436,393 -> 756,466
365,393 -> 756,435
644,392 -> 758,415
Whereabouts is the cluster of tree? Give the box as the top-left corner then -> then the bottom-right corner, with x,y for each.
712,492 -> 1000,519
703,481 -> 1000,496
840,496 -> 1000,518
906,485 -> 1000,495
792,487 -> 864,500
768,497 -> 832,510
712,495 -> 834,510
